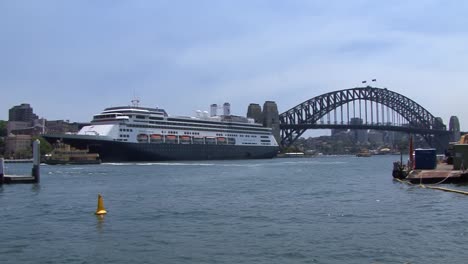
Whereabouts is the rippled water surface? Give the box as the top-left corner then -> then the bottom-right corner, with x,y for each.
2,156 -> 468,263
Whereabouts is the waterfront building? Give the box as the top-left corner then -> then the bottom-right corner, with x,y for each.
7,121 -> 30,135
45,120 -> 83,134
5,134 -> 32,157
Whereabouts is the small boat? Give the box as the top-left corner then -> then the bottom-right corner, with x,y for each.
356,150 -> 372,157
44,142 -> 101,165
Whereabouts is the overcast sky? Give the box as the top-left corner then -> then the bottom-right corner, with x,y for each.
1,0 -> 468,131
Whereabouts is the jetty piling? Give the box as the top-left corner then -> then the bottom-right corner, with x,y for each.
0,139 -> 40,185
0,157 -> 4,184
32,139 -> 40,183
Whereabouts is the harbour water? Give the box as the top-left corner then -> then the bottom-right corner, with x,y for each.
1,155 -> 468,263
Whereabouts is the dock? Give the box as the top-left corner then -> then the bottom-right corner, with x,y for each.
405,163 -> 468,184
0,140 -> 40,185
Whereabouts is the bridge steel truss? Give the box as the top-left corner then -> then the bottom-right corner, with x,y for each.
279,86 -> 448,148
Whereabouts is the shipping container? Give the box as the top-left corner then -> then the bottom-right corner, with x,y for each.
414,148 -> 437,170
453,144 -> 468,170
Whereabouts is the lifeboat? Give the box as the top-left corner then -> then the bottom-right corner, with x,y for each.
137,134 -> 148,143
205,136 -> 216,144
180,136 -> 191,144
165,135 -> 177,143
150,134 -> 163,143
217,137 -> 226,144
192,136 -> 204,144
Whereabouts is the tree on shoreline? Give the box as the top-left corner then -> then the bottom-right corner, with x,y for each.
0,120 -> 6,156
0,120 -> 6,137
32,136 -> 53,156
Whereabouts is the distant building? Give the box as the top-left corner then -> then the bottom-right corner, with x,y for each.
5,134 -> 32,157
247,103 -> 263,124
368,130 -> 384,145
350,118 -> 368,144
45,120 -> 82,134
331,129 -> 347,137
7,118 -> 44,136
9,103 -> 38,122
7,121 -> 30,135
7,104 -> 41,136
5,103 -> 88,158
331,130 -> 352,141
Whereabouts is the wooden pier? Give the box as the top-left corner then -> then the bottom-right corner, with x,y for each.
405,163 -> 468,184
0,140 -> 40,185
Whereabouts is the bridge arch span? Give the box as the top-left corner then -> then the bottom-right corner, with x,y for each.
279,86 -> 447,147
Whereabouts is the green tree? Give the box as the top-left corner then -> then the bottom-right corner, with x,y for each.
0,120 -> 6,137
14,147 -> 32,159
32,136 -> 53,156
0,137 -> 5,157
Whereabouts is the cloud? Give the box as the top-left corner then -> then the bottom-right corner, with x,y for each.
1,0 -> 468,130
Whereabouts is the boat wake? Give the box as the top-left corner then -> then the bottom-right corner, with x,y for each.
104,162 -> 216,166
103,162 -> 268,167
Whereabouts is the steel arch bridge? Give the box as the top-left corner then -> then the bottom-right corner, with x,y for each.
279,86 -> 449,150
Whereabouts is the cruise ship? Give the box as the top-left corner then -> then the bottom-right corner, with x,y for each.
43,101 -> 279,162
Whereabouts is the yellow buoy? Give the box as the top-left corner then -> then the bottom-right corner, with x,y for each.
95,194 -> 107,215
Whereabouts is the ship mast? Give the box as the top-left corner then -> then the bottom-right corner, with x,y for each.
131,89 -> 140,107
131,98 -> 140,107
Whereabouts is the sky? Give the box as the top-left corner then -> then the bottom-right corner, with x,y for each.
1,0 -> 468,132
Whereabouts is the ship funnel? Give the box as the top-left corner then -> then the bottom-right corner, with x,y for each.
223,102 -> 231,116
210,104 -> 217,117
